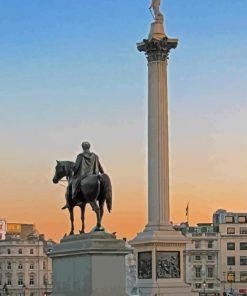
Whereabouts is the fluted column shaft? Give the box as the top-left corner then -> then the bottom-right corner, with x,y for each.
137,37 -> 178,231
148,58 -> 170,228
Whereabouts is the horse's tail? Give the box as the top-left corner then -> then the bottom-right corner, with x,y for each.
100,174 -> 112,213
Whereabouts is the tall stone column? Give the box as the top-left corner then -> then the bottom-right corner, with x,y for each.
130,4 -> 195,296
138,37 -> 178,231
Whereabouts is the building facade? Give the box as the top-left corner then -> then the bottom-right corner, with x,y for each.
0,223 -> 54,296
183,223 -> 221,296
214,210 -> 247,296
179,210 -> 247,296
0,220 -> 7,241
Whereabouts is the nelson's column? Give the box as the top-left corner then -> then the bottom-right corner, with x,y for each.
130,2 -> 195,295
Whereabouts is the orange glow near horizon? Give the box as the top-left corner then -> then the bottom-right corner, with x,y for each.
1,165 -> 246,242
0,0 -> 246,244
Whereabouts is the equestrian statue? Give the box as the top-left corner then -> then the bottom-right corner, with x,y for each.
52,141 -> 112,235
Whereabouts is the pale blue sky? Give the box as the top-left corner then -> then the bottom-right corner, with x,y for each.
0,1 -> 246,237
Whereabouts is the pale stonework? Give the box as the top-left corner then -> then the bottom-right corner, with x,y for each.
130,3 -> 196,296
50,232 -> 130,296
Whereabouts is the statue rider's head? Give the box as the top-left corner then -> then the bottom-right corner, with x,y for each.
81,141 -> 91,151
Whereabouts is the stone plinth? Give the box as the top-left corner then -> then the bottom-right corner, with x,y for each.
130,230 -> 195,296
148,20 -> 166,40
49,232 -> 130,296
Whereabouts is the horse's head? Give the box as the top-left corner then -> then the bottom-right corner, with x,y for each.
53,160 -> 66,184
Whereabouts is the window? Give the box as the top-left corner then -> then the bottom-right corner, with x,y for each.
227,256 -> 235,266
7,262 -> 11,270
7,249 -> 11,254
195,267 -> 201,278
227,242 -> 235,250
29,275 -> 34,286
195,241 -> 201,249
227,271 -> 235,282
207,267 -> 214,278
43,261 -> 46,270
7,278 -> 12,285
0,224 -> 2,230
238,216 -> 247,223
195,255 -> 201,261
240,227 -> 247,234
30,249 -> 34,254
195,283 -> 201,289
30,262 -> 34,270
240,272 -> 247,282
18,263 -> 23,270
18,249 -> 22,254
18,278 -> 23,286
227,227 -> 235,234
208,255 -> 213,261
240,243 -> 247,250
208,283 -> 214,289
208,240 -> 213,248
240,256 -> 247,265
225,216 -> 234,223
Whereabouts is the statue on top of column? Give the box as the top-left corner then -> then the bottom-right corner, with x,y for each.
149,0 -> 164,22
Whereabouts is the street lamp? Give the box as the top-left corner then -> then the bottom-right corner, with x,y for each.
223,272 -> 226,294
44,276 -> 48,296
22,283 -> 26,296
228,267 -> 234,295
202,279 -> 206,296
3,283 -> 9,296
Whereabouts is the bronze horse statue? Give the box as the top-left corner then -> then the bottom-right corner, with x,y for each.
52,160 -> 112,235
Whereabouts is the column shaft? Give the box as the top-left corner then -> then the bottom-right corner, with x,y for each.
147,59 -> 170,229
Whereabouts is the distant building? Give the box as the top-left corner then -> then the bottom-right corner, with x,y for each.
0,222 -> 55,296
182,223 -> 221,296
175,209 -> 247,296
0,219 -> 6,241
213,210 -> 247,296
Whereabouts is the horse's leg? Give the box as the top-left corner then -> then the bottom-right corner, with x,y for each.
79,203 -> 86,234
90,200 -> 101,230
99,199 -> 104,222
69,208 -> 74,235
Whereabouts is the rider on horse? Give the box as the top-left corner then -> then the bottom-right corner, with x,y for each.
62,141 -> 104,210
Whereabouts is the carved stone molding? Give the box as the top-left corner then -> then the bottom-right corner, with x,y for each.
138,251 -> 152,279
156,251 -> 181,279
137,37 -> 178,62
133,242 -> 185,248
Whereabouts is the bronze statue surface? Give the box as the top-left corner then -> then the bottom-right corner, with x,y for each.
52,142 -> 112,235
149,0 -> 164,22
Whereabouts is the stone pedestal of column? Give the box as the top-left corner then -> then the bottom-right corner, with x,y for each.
130,230 -> 194,296
49,232 -> 130,296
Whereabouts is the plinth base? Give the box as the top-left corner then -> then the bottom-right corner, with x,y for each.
148,21 -> 166,40
130,229 -> 196,296
50,232 -> 130,296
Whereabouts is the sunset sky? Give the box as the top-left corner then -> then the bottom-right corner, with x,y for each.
0,0 -> 246,242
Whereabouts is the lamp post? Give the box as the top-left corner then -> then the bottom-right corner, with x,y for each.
202,279 -> 206,296
44,276 -> 48,296
22,283 -> 26,296
3,283 -> 9,296
223,271 -> 226,294
229,266 -> 234,295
